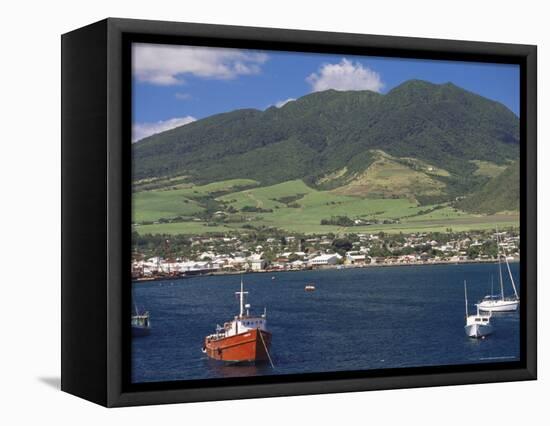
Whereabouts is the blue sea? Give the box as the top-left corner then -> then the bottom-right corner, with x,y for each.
131,262 -> 520,383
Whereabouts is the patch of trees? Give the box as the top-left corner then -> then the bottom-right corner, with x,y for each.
320,216 -> 355,226
400,204 -> 446,219
331,238 -> 353,255
240,205 -> 274,213
467,241 -> 498,259
272,194 -> 305,205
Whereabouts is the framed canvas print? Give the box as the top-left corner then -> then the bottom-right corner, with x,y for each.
61,18 -> 537,407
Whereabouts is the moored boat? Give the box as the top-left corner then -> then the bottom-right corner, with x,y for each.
203,277 -> 272,364
465,313 -> 493,338
477,229 -> 519,312
464,281 -> 493,338
477,296 -> 519,312
132,307 -> 151,337
305,284 -> 316,291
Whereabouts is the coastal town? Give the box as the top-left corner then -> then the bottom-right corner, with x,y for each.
131,228 -> 520,281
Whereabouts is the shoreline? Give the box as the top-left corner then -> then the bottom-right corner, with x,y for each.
132,257 -> 519,284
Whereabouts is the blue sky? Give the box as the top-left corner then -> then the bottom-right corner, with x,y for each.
132,43 -> 519,142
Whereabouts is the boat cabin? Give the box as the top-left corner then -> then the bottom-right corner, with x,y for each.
225,314 -> 267,337
466,314 -> 491,326
131,313 -> 150,328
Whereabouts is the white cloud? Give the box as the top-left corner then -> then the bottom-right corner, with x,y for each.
133,43 -> 268,86
306,59 -> 384,93
274,98 -> 296,108
132,116 -> 197,142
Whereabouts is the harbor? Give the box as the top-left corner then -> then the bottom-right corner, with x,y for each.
131,262 -> 520,383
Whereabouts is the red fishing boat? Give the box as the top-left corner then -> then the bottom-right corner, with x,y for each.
202,277 -> 272,364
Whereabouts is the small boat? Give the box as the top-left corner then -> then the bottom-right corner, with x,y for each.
132,305 -> 151,337
202,277 -> 273,365
305,284 -> 316,291
477,229 -> 519,312
464,281 -> 493,338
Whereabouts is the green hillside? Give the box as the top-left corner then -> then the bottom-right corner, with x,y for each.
132,175 -> 519,236
133,80 -> 519,206
330,149 -> 448,199
456,161 -> 520,214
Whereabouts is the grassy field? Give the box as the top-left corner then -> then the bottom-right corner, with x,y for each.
250,193 -> 420,233
132,179 -> 258,222
132,177 -> 519,236
352,216 -> 519,234
133,190 -> 204,222
334,154 -> 446,198
404,206 -> 469,222
191,179 -> 259,193
134,213 -> 519,235
135,221 -> 233,234
218,180 -> 313,210
471,160 -> 507,178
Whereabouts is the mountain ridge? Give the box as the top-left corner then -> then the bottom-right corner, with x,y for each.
133,79 -> 519,209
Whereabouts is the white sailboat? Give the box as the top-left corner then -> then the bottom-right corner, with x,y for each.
464,280 -> 493,338
477,229 -> 519,312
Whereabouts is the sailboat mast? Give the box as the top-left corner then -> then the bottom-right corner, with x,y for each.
504,259 -> 519,299
464,280 -> 469,317
501,238 -> 519,299
496,227 -> 505,301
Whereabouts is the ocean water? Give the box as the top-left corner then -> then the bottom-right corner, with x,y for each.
131,262 -> 520,383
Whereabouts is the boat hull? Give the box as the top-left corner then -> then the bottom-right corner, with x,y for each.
204,328 -> 272,362
132,326 -> 151,337
477,300 -> 519,312
464,323 -> 493,338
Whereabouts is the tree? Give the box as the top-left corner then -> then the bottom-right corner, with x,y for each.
332,238 -> 353,255
288,253 -> 302,262
467,246 -> 480,259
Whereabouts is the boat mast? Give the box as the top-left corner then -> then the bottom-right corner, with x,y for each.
501,240 -> 519,299
236,275 -> 248,318
464,280 -> 469,318
496,226 -> 505,301
505,259 -> 519,299
240,275 -> 244,317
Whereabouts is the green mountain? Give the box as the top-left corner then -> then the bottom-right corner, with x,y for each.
456,160 -> 520,214
133,80 -> 519,207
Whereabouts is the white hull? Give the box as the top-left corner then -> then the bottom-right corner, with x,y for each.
464,323 -> 493,338
477,299 -> 519,312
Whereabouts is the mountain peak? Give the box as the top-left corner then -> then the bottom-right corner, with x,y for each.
388,80 -> 473,99
296,88 -> 381,102
389,79 -> 438,92
133,79 -> 519,194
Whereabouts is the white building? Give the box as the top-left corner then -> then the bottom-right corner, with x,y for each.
199,251 -> 215,260
249,259 -> 267,271
309,253 -> 342,266
345,252 -> 367,264
290,260 -> 306,270
281,251 -> 306,258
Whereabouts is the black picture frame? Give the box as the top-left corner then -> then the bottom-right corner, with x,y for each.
61,17 -> 537,407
